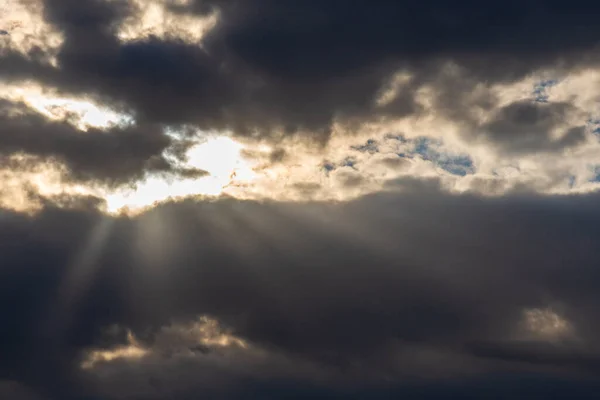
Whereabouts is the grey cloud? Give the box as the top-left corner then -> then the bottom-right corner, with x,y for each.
479,101 -> 588,153
468,341 -> 600,372
376,156 -> 410,170
2,185 -> 600,397
291,182 -> 322,197
0,100 -> 200,186
0,381 -> 47,400
335,169 -> 366,188
1,0 -> 598,148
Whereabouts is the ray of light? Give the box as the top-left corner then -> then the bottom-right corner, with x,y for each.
192,200 -> 275,260
133,207 -> 179,269
45,217 -> 115,335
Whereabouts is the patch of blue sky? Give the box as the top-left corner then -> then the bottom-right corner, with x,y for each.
342,157 -> 357,168
322,162 -> 336,175
411,137 -> 475,176
383,133 -> 407,143
589,166 -> 600,183
587,118 -> 600,136
437,154 -> 475,177
341,135 -> 475,177
413,137 -> 442,157
321,158 -> 357,176
351,138 -> 379,153
532,79 -> 559,103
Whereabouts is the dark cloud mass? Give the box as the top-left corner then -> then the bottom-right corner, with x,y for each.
2,0 -> 600,146
0,100 -> 202,186
479,101 -> 588,153
2,185 -> 600,398
4,1 -> 600,398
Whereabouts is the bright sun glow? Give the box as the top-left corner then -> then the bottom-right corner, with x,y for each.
0,86 -> 260,214
104,136 -> 257,214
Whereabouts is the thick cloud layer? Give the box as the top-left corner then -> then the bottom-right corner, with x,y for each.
2,0 -> 600,142
2,183 -> 600,398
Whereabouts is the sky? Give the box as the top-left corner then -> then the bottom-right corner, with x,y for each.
3,0 -> 600,398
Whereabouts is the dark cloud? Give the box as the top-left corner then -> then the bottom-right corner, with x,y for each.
0,381 -> 47,400
335,169 -> 366,188
376,156 -> 410,170
467,341 -> 600,372
191,0 -> 600,79
42,0 -> 132,30
478,101 -> 588,153
0,100 -> 204,186
2,184 -> 600,397
2,0 -> 597,148
291,181 -> 322,197
268,148 -> 287,163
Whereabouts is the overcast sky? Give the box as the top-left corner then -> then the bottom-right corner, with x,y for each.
3,1 -> 600,399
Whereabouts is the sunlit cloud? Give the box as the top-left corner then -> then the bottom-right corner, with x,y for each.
521,307 -> 575,342
0,0 -> 64,63
117,0 -> 219,44
0,154 -> 94,213
3,63 -> 600,217
81,330 -> 149,370
375,70 -> 412,107
103,136 -> 258,215
159,316 -> 249,351
0,82 -> 134,130
81,316 -> 249,371
23,96 -> 132,131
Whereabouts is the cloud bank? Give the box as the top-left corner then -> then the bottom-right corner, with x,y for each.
2,185 -> 600,398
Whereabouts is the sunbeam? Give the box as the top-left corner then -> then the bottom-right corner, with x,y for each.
46,217 -> 115,335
